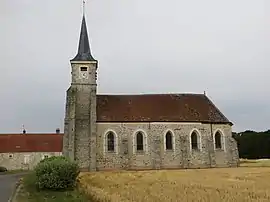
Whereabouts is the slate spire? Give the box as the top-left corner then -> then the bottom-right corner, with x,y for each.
71,6 -> 96,61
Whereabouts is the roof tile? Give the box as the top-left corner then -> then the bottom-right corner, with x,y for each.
96,94 -> 231,124
0,133 -> 63,153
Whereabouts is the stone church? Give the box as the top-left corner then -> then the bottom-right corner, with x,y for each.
63,12 -> 239,171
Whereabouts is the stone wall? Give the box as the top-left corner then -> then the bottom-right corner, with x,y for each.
96,122 -> 239,170
63,61 -> 97,171
0,152 -> 62,170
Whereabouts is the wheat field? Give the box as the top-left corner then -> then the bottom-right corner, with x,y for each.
79,161 -> 270,202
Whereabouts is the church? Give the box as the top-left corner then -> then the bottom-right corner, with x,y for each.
62,10 -> 239,171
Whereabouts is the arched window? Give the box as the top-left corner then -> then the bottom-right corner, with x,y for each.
136,132 -> 144,151
165,131 -> 173,150
215,131 -> 222,149
107,132 -> 115,152
191,131 -> 198,150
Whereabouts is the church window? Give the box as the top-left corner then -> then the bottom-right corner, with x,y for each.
107,132 -> 115,152
215,131 -> 222,149
165,131 -> 173,150
191,131 -> 199,150
136,132 -> 144,151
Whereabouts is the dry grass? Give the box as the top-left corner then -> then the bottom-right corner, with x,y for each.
79,161 -> 270,202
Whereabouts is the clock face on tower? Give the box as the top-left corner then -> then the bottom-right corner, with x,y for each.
81,72 -> 87,78
80,66 -> 88,79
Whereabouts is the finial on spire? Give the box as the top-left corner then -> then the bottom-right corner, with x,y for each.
83,0 -> 86,16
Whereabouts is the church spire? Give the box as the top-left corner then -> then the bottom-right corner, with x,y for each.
71,1 -> 96,61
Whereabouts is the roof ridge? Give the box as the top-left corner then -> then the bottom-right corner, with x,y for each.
97,93 -> 205,96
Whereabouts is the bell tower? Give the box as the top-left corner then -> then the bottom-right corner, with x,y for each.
63,2 -> 97,171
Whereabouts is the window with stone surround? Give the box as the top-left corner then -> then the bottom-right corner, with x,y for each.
107,132 -> 115,152
191,131 -> 199,150
104,130 -> 118,154
165,131 -> 173,150
136,132 -> 144,151
214,131 -> 222,149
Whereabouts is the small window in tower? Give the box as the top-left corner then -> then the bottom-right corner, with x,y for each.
81,67 -> 87,71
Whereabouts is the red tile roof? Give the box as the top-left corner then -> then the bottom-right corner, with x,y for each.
97,94 -> 231,124
0,133 -> 63,153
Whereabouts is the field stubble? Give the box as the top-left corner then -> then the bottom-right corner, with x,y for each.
79,160 -> 270,202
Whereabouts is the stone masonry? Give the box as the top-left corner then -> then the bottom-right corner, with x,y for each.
63,61 -> 97,171
96,123 -> 239,171
0,152 -> 62,170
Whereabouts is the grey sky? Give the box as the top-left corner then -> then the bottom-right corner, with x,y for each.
0,0 -> 268,133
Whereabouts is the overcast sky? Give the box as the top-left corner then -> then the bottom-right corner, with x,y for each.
0,0 -> 268,133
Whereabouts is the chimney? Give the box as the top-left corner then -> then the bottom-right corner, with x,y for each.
56,128 -> 60,134
203,91 -> 206,95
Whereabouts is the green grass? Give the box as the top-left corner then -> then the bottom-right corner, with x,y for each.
16,172 -> 90,202
240,158 -> 270,167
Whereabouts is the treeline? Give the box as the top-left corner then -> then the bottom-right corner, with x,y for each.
232,130 -> 270,159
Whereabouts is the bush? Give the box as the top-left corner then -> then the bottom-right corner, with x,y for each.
34,156 -> 80,190
39,156 -> 68,164
0,166 -> 7,172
